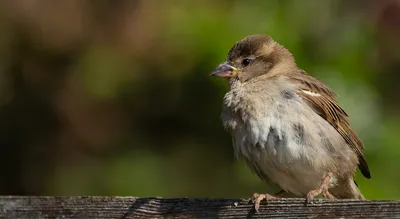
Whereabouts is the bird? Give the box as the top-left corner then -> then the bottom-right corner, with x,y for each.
210,34 -> 370,212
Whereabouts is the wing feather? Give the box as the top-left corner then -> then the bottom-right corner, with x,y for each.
289,71 -> 371,179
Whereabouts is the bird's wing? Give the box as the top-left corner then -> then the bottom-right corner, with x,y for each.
289,71 -> 371,179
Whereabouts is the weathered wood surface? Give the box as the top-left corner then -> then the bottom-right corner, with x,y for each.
0,196 -> 399,218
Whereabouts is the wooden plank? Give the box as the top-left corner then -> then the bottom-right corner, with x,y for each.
0,196 -> 399,218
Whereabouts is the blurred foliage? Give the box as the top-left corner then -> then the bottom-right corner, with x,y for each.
0,0 -> 399,200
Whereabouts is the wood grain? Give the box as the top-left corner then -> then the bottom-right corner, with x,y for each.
0,196 -> 399,218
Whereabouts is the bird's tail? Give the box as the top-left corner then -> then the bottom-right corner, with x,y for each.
330,180 -> 365,200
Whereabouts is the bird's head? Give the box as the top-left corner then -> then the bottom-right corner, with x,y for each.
211,35 -> 296,83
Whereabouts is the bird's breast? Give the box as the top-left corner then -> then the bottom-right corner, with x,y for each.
222,89 -> 299,161
221,86 -> 342,169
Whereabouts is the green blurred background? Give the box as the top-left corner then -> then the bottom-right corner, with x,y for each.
0,0 -> 399,199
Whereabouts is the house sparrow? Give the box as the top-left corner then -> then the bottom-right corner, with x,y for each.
210,35 -> 370,212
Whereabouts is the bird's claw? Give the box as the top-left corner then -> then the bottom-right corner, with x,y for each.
251,193 -> 277,213
306,172 -> 336,204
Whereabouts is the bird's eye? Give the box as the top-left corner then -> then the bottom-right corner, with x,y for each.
242,58 -> 252,66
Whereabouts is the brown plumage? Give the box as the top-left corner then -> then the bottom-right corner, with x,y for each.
289,71 -> 371,179
210,34 -> 370,212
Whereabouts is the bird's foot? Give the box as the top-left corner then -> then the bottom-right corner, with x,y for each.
252,190 -> 285,213
306,172 -> 336,203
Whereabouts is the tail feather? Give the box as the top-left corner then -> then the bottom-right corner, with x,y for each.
330,180 -> 365,200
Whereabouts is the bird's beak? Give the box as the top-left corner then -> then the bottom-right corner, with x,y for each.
210,63 -> 238,78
